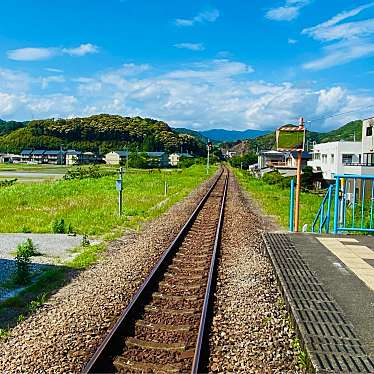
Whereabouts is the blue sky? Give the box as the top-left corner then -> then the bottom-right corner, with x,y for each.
1,0 -> 374,131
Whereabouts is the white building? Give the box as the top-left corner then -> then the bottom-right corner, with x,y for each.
308,117 -> 374,180
168,152 -> 193,166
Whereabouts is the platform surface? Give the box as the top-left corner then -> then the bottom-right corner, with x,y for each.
264,232 -> 374,373
290,234 -> 374,355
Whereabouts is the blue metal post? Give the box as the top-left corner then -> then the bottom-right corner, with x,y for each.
289,179 -> 295,232
333,177 -> 340,234
361,179 -> 366,229
325,185 -> 333,234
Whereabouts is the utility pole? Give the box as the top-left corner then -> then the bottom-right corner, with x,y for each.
206,140 -> 212,175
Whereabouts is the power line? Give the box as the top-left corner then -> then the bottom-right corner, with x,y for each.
307,103 -> 374,124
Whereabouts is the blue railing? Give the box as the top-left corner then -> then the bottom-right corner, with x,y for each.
311,185 -> 333,234
333,174 -> 374,234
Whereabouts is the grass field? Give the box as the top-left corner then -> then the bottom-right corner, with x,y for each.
0,164 -> 216,329
0,164 -> 216,236
233,169 -> 321,230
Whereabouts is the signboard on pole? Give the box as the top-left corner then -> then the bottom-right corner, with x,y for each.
276,124 -> 305,151
116,179 -> 123,192
276,118 -> 306,233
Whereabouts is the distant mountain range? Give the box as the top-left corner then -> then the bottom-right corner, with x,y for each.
174,128 -> 269,142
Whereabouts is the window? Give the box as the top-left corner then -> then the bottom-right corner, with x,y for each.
313,153 -> 320,160
322,154 -> 327,163
367,126 -> 373,137
331,154 -> 335,163
342,154 -> 353,164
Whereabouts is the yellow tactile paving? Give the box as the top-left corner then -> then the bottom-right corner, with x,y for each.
317,237 -> 374,292
344,245 -> 374,259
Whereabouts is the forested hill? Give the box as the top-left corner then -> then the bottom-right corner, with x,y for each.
0,119 -> 26,136
226,120 -> 363,154
0,114 -> 205,155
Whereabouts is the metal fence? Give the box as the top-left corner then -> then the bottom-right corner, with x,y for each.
332,175 -> 374,234
300,174 -> 374,234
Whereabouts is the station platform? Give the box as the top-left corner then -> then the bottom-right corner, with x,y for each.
264,232 -> 374,373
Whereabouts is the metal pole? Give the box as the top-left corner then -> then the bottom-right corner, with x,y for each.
206,145 -> 210,175
164,180 -> 168,196
119,167 -> 123,216
289,179 -> 295,232
333,177 -> 340,234
294,150 -> 302,232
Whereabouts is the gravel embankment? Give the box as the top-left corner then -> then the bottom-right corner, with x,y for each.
208,173 -> 303,373
0,173 -> 218,373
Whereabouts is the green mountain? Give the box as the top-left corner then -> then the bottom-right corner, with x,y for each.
228,120 -> 363,154
173,127 -> 209,143
0,114 -> 205,155
0,119 -> 27,136
200,128 -> 269,142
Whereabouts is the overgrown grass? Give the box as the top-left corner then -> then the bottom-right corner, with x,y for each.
234,169 -> 321,230
0,164 -> 216,330
0,164 -> 216,235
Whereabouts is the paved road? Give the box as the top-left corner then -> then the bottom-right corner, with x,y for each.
0,234 -> 86,300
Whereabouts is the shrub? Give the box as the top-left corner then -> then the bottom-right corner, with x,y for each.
52,219 -> 74,234
0,179 -> 17,188
262,171 -> 292,189
14,239 -> 38,285
63,165 -> 113,180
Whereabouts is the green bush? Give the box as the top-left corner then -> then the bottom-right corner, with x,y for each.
14,239 -> 39,285
63,165 -> 113,180
262,170 -> 292,189
52,219 -> 74,234
0,179 -> 17,188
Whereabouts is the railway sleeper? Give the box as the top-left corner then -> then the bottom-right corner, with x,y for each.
136,320 -> 191,332
125,337 -> 186,352
114,357 -> 182,374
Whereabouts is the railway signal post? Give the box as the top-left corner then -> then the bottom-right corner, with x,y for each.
207,140 -> 212,175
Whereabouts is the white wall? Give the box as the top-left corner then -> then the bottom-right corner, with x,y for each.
308,142 -> 362,180
362,117 -> 374,154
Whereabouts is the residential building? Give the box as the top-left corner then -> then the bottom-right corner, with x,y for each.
0,153 -> 22,163
65,150 -> 98,165
308,118 -> 374,180
169,152 -> 193,166
105,151 -> 129,165
20,149 -> 33,163
308,142 -> 362,180
43,150 -> 66,165
257,150 -> 311,177
146,152 -> 169,168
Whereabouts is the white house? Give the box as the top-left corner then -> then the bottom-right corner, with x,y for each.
308,117 -> 374,180
169,152 -> 193,166
105,151 -> 129,165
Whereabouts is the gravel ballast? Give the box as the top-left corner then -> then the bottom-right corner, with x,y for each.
0,174 -> 218,373
208,173 -> 302,373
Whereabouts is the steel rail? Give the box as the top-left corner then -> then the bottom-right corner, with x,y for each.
191,171 -> 228,373
83,167 -> 226,373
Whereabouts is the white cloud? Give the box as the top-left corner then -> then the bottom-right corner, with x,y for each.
174,43 -> 205,51
7,48 -> 58,61
266,0 -> 310,21
1,61 -> 374,131
62,43 -> 99,56
288,38 -> 298,44
175,9 -> 219,27
40,75 -> 65,89
45,68 -> 64,73
302,3 -> 374,70
7,43 -> 99,61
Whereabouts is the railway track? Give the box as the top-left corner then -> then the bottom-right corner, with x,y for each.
83,167 -> 228,373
